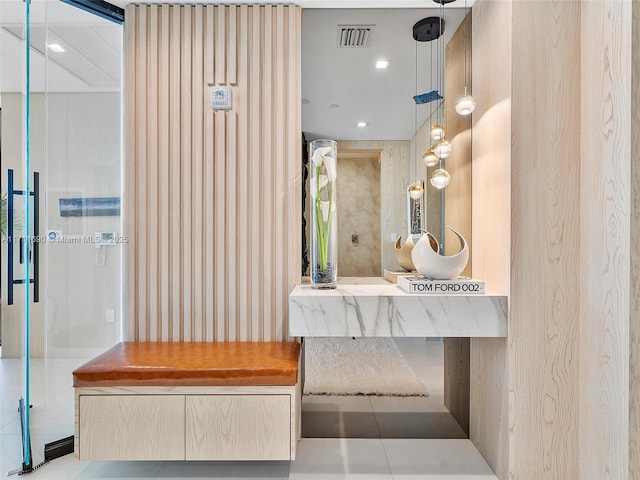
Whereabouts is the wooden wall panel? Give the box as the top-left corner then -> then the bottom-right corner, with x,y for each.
469,0 -> 511,477
444,13 -> 472,271
471,0 -> 632,478
510,2 -> 582,478
580,1 -> 631,479
443,12 -> 472,437
631,2 -> 640,477
124,5 -> 301,342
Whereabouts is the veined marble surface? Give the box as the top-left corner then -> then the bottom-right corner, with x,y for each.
289,278 -> 507,337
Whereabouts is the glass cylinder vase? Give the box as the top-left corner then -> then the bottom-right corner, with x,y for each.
309,139 -> 338,289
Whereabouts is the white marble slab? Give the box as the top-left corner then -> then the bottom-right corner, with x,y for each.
289,279 -> 507,338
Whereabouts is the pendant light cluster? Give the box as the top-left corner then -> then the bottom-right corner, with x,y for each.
414,0 -> 475,192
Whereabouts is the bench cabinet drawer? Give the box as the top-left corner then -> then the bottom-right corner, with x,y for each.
78,395 -> 185,460
186,395 -> 291,460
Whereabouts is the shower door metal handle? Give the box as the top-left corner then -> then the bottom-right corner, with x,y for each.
7,169 -> 40,305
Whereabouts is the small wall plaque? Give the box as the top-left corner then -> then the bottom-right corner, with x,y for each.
210,86 -> 232,110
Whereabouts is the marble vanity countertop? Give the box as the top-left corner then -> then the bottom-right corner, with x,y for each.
289,277 -> 507,338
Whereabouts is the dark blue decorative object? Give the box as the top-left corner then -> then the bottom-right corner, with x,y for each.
59,197 -> 121,217
413,90 -> 443,105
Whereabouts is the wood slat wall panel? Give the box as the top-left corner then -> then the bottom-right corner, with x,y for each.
159,5 -> 170,342
124,6 -> 137,343
169,5 -> 182,342
135,7 -> 148,341
249,6 -> 263,341
124,5 -> 301,342
181,5 -> 193,341
262,5 -> 274,341
193,5 -> 204,341
237,6 -> 249,341
147,4 -> 159,342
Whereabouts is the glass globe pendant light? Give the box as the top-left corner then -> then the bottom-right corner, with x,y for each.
423,149 -> 439,167
408,182 -> 424,200
430,168 -> 450,189
455,0 -> 476,116
455,88 -> 476,116
434,139 -> 452,159
430,123 -> 445,142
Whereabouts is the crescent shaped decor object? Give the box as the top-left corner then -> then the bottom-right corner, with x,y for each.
394,235 -> 417,272
411,226 -> 469,280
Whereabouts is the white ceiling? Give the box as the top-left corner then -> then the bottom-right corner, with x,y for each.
302,8 -> 466,141
1,0 -> 471,140
0,0 -> 122,93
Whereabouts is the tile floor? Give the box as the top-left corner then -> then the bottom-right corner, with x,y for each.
0,339 -> 497,479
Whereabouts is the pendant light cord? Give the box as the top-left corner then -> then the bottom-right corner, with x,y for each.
463,0 -> 468,92
414,37 -> 418,182
429,37 -> 433,129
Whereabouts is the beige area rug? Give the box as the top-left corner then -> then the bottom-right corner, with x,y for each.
303,337 -> 429,396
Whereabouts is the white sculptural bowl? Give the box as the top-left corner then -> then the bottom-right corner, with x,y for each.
411,226 -> 469,280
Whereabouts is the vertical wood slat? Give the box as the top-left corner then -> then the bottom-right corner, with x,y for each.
227,112 -> 238,341
237,5 -> 249,341
147,4 -> 159,342
181,5 -> 193,341
203,8 -> 215,342
214,110 -> 226,341
286,6 -> 302,339
205,7 -> 215,86
123,5 -> 137,341
227,6 -> 237,85
159,5 -> 170,342
193,5 -> 204,341
215,6 -> 226,85
126,5 -> 301,343
250,6 -> 262,341
262,5 -> 273,341
273,5 -> 285,341
135,6 -> 148,341
169,5 -> 182,342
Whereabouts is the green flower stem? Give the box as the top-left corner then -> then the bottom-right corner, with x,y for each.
314,164 -> 333,272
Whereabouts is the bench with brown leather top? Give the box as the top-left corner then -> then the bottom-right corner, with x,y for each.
73,341 -> 301,462
73,341 -> 300,387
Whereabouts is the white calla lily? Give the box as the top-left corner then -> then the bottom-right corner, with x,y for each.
311,146 -> 333,167
311,175 -> 329,199
319,201 -> 335,222
323,155 -> 337,182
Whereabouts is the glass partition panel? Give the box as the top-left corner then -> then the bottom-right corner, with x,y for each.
0,0 -> 123,472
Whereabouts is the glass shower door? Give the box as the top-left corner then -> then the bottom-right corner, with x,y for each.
0,0 -> 123,473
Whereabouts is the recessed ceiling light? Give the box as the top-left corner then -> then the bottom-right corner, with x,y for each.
47,43 -> 65,53
358,122 -> 367,127
329,104 -> 340,109
375,60 -> 389,69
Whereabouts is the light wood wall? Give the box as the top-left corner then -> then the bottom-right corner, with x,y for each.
631,2 -> 640,477
124,5 -> 301,342
472,0 -> 633,478
579,1 -> 631,478
469,0 -> 511,477
443,12 -> 472,436
510,2 -> 582,478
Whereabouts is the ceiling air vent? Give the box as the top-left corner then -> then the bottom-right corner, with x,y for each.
337,25 -> 374,48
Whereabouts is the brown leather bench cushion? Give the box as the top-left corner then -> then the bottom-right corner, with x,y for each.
73,341 -> 300,387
